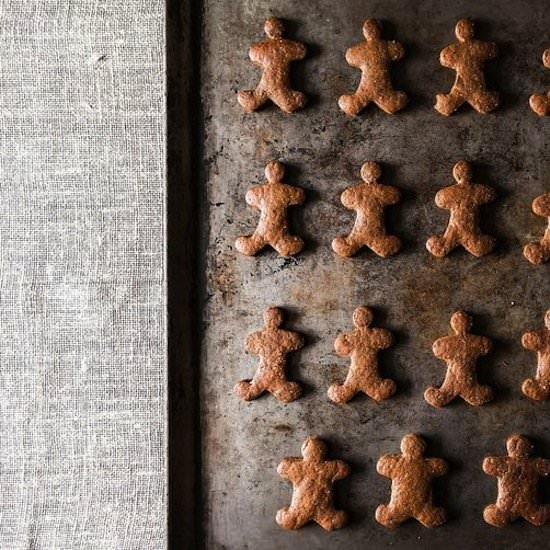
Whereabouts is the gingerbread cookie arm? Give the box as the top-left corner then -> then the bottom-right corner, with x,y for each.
534,458 -> 550,476
277,457 -> 301,481
380,184 -> 401,205
344,43 -> 364,69
340,186 -> 358,209
373,327 -> 393,350
376,454 -> 398,477
245,331 -> 262,354
482,456 -> 507,476
331,459 -> 351,481
522,330 -> 542,351
476,184 -> 497,205
439,45 -> 457,68
286,331 -> 305,353
427,458 -> 449,477
388,40 -> 405,61
334,333 -> 353,356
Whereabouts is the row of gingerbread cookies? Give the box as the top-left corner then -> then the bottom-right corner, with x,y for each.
236,306 -> 550,405
239,17 -> 550,117
236,159 -> 550,264
276,433 -> 550,531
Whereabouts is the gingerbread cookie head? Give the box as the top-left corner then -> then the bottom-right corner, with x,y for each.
376,433 -> 448,528
362,18 -> 381,40
264,16 -> 284,39
276,436 -> 350,531
234,306 -> 303,402
435,18 -> 499,115
452,159 -> 472,184
235,160 -> 305,257
483,434 -> 550,527
360,160 -> 382,184
450,309 -> 473,334
237,18 -> 307,113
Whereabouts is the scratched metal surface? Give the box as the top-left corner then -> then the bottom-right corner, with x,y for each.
200,0 -> 550,548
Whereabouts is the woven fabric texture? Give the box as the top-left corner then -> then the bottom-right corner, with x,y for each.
0,1 -> 166,548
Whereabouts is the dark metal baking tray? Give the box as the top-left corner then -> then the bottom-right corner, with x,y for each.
173,0 -> 550,548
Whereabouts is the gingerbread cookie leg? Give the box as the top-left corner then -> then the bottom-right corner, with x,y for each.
276,506 -> 310,530
524,239 -> 550,265
524,504 -> 550,526
461,382 -> 493,407
270,88 -> 307,113
434,92 -> 466,116
483,504 -> 513,527
272,234 -> 304,257
376,90 -> 409,114
237,89 -> 269,112
427,225 -> 459,257
235,232 -> 267,256
270,378 -> 302,403
314,508 -> 348,531
338,91 -> 371,117
332,234 -> 362,257
468,90 -> 500,114
235,378 -> 266,401
461,232 -> 496,257
367,234 -> 402,258
522,378 -> 550,401
327,378 -> 359,404
415,503 -> 447,528
424,381 -> 457,407
375,504 -> 408,528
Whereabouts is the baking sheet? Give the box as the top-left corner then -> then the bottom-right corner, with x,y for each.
200,0 -> 550,547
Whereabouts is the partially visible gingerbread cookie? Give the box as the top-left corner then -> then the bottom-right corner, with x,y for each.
521,309 -> 550,400
529,49 -> 550,116
425,310 -> 493,407
276,436 -> 350,531
483,435 -> 550,527
237,18 -> 307,113
235,307 -> 303,402
376,433 -> 448,528
338,19 -> 408,116
332,161 -> 401,258
328,306 -> 396,403
235,160 -> 305,257
523,191 -> 550,265
426,161 -> 496,257
435,18 -> 499,115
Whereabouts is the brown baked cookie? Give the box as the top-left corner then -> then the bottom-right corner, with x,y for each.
235,160 -> 305,257
276,436 -> 350,531
234,307 -> 303,402
435,18 -> 499,115
237,17 -> 307,113
523,192 -> 550,264
426,161 -> 496,257
521,309 -> 550,400
338,19 -> 408,116
328,306 -> 396,403
376,433 -> 448,528
425,310 -> 493,407
529,49 -> 550,116
332,161 -> 401,258
483,435 -> 550,527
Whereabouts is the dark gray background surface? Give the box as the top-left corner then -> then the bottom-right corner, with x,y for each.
201,0 -> 550,548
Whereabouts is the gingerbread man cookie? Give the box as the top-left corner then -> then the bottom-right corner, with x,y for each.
328,306 -> 396,403
376,434 -> 448,528
426,161 -> 496,258
425,310 -> 493,407
237,18 -> 307,113
521,309 -> 550,400
235,160 -> 305,257
332,161 -> 401,258
276,436 -> 350,531
483,435 -> 550,527
529,49 -> 550,116
435,18 -> 498,115
338,19 -> 408,116
235,307 -> 303,402
523,192 -> 550,265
